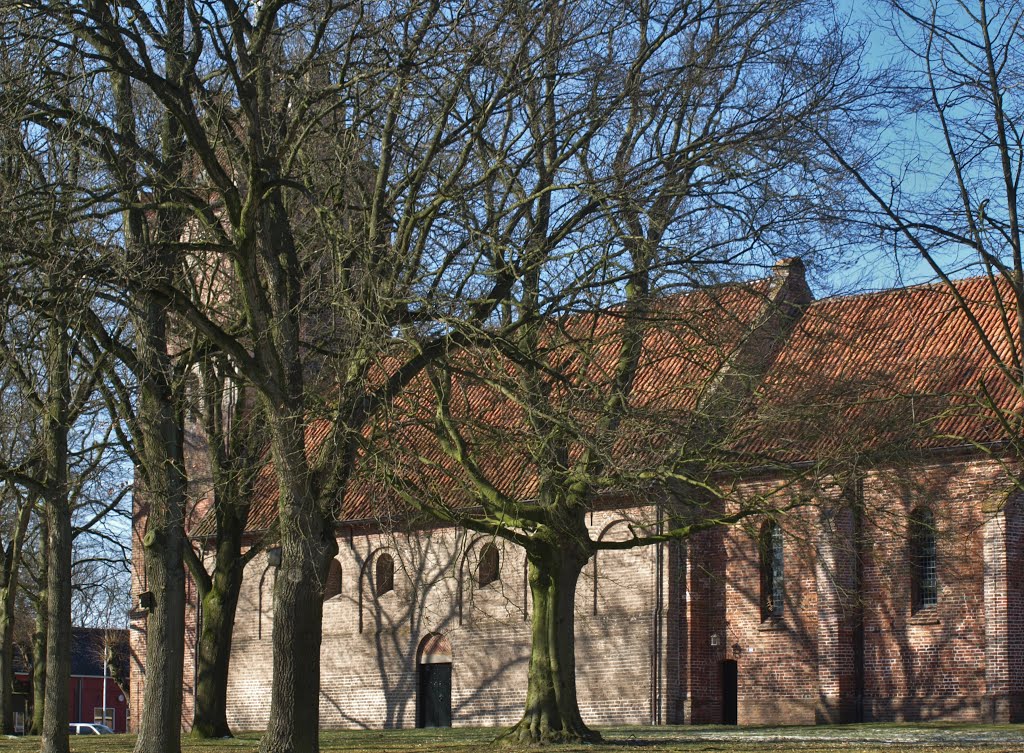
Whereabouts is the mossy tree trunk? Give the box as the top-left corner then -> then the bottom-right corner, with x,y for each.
192,572 -> 242,738
501,528 -> 599,746
185,355 -> 260,740
189,511 -> 247,738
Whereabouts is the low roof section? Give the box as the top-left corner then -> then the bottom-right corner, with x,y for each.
194,259 -> 809,536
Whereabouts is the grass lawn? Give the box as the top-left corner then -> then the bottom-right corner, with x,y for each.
4,724 -> 1024,752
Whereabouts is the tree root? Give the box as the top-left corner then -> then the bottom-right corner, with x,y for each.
496,717 -> 603,747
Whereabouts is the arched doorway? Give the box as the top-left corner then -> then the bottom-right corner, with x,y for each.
417,633 -> 452,728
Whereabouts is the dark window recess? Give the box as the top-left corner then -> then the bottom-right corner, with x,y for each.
376,553 -> 395,596
323,559 -> 342,601
910,507 -> 938,611
478,543 -> 500,587
760,521 -> 784,620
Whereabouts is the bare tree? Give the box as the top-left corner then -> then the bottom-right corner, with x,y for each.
827,0 -> 1024,411
12,3 -> 602,752
3,6 -> 487,753
366,0 -> 864,742
6,0 -> 865,750
0,14 -> 139,750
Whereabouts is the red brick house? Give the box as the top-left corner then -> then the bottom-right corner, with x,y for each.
14,628 -> 130,734
131,260 -> 1024,730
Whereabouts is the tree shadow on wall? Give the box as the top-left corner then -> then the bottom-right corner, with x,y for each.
713,465 -> 1012,726
317,526 -> 531,730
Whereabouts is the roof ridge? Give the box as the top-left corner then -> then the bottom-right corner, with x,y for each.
813,273 -> 995,306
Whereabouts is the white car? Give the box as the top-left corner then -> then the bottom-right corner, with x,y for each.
69,723 -> 115,735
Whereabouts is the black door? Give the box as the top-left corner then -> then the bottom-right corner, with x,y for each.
418,662 -> 452,728
721,660 -> 738,725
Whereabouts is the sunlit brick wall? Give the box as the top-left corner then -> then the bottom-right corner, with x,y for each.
167,454 -> 1023,731
217,507 -> 665,731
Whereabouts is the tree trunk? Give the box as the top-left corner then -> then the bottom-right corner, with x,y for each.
191,552 -> 244,738
188,362 -> 255,739
258,417 -> 335,753
132,333 -> 187,753
500,541 -> 599,745
0,589 -> 15,735
256,547 -> 328,753
112,3 -> 189,742
0,496 -> 32,734
135,524 -> 185,753
41,476 -> 70,753
30,516 -> 47,736
41,319 -> 71,753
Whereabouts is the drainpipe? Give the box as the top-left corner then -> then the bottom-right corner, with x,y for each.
102,644 -> 108,727
193,593 -> 202,728
651,505 -> 664,725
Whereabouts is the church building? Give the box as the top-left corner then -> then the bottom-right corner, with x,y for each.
130,260 -> 1024,731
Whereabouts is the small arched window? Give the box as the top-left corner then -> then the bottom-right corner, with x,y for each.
375,553 -> 394,597
323,559 -> 342,601
478,543 -> 499,587
760,521 -> 784,621
910,507 -> 937,611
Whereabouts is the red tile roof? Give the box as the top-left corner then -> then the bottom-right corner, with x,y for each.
356,281 -> 780,513
195,272 -> 1021,535
738,276 -> 1021,460
207,277 -> 782,534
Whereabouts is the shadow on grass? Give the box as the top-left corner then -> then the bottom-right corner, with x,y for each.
5,723 -> 1024,753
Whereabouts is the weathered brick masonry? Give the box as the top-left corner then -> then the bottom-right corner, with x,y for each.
136,456 -> 1024,733
131,456 -> 1023,731
130,268 -> 1024,730
219,509 -> 670,731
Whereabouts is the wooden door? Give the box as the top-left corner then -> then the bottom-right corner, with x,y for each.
418,662 -> 452,728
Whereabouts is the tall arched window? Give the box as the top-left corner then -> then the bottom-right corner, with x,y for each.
910,507 -> 937,611
376,553 -> 394,596
478,543 -> 499,587
323,559 -> 342,601
760,521 -> 784,621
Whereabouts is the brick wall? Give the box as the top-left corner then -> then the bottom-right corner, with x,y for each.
858,461 -> 990,721
149,455 -> 1023,731
221,508 -> 664,731
690,458 -> 1017,726
721,483 -> 823,726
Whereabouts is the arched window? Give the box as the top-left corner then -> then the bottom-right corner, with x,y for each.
478,543 -> 499,587
375,553 -> 394,597
760,521 -> 784,621
323,559 -> 342,601
910,507 -> 937,611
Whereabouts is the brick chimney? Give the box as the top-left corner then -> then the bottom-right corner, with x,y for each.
769,257 -> 812,319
